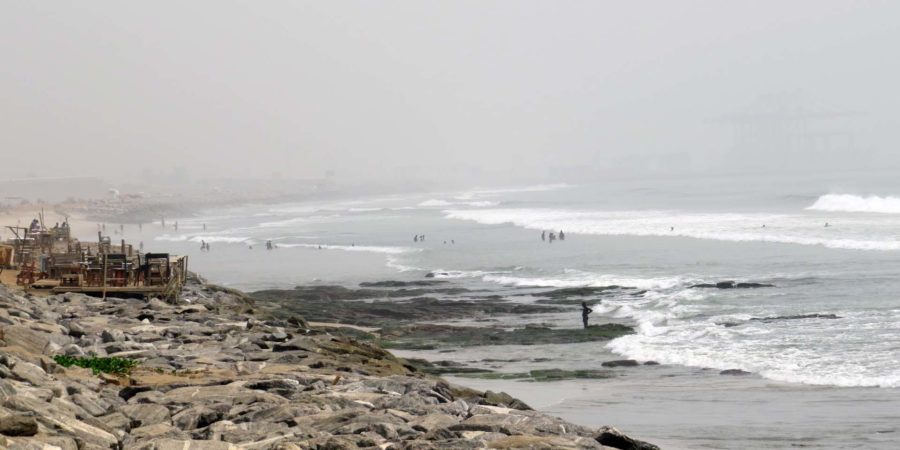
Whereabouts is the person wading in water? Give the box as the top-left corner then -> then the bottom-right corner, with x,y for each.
581,302 -> 593,329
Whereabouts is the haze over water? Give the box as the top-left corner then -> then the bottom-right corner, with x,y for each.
126,172 -> 900,448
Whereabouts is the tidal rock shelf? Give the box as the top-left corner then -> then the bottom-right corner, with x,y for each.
0,280 -> 658,449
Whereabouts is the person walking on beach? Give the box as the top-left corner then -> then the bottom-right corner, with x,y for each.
581,302 -> 593,329
559,230 -> 565,241
414,235 -> 418,242
548,232 -> 556,243
541,231 -> 546,241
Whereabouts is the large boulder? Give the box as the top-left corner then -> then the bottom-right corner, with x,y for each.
595,426 -> 659,450
121,403 -> 172,428
10,360 -> 52,386
0,414 -> 38,436
0,325 -> 73,354
145,439 -> 239,450
4,394 -> 119,448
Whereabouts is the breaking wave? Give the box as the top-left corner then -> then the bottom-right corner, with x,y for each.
807,194 -> 900,214
154,234 -> 250,244
444,208 -> 900,251
418,199 -> 498,208
482,272 -> 689,291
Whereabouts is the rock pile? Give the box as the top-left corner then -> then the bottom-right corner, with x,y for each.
0,282 -> 657,449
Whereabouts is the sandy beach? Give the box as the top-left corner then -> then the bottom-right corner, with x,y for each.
0,203 -> 96,243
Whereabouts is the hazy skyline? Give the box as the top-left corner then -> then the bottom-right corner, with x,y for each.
3,1 -> 900,184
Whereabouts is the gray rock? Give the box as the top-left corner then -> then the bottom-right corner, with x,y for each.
160,383 -> 288,407
122,403 -> 172,428
10,360 -> 51,386
62,343 -> 86,356
97,411 -> 131,432
720,369 -> 752,376
411,413 -> 459,432
172,406 -> 223,430
2,435 -> 80,450
0,325 -> 73,354
449,413 -> 526,435
244,379 -> 302,397
272,337 -> 318,352
70,393 -> 111,417
5,393 -> 119,448
595,426 -> 660,450
147,439 -> 239,450
129,422 -> 189,441
601,359 -> 640,368
0,414 -> 39,436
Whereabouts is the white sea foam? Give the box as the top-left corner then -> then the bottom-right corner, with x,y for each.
455,183 -> 572,199
258,217 -> 307,228
418,199 -> 498,208
429,269 -> 501,279
602,287 -> 900,388
386,256 -> 422,272
467,201 -> 498,207
282,244 -> 421,255
807,194 -> 900,214
607,323 -> 900,388
444,208 -> 900,251
481,273 -> 687,291
154,234 -> 250,244
419,199 -> 453,207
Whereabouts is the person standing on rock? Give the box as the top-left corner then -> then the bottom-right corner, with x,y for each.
581,302 -> 593,329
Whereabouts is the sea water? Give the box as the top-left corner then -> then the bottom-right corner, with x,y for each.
131,172 -> 900,448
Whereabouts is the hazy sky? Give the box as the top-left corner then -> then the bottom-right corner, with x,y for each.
3,1 -> 900,183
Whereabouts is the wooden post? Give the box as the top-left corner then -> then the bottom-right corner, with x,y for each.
102,249 -> 108,300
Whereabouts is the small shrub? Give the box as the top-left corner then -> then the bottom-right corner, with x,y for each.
53,355 -> 139,375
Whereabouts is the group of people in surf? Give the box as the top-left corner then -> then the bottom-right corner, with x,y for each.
541,230 -> 565,243
200,240 -> 211,252
414,234 -> 455,245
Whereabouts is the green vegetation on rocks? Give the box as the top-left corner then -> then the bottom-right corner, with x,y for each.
52,355 -> 139,375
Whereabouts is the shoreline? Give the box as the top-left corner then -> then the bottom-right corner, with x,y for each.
0,275 -> 659,449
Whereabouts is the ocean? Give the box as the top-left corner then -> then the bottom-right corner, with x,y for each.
131,172 -> 900,448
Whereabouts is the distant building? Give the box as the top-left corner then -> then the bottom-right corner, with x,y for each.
718,94 -> 866,171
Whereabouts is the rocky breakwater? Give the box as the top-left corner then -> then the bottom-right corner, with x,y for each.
0,281 -> 658,449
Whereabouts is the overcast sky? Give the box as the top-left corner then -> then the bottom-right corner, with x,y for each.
3,1 -> 900,184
